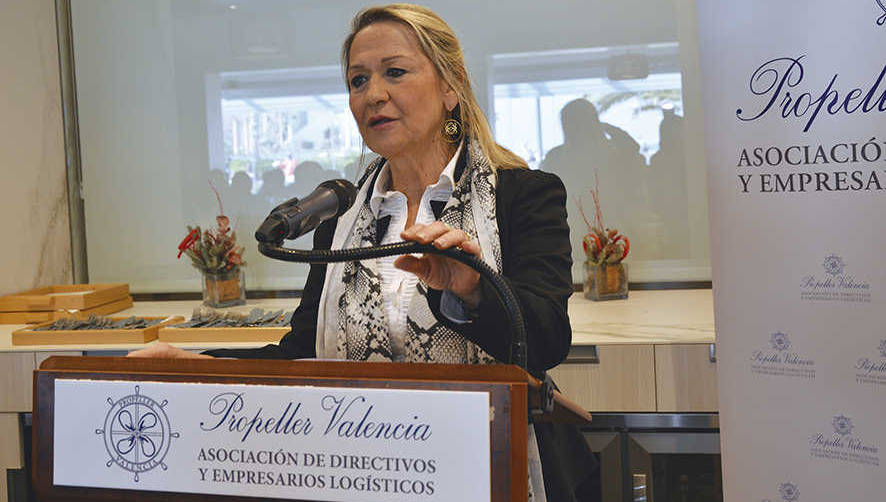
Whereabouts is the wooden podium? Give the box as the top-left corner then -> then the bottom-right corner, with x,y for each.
33,356 -> 590,502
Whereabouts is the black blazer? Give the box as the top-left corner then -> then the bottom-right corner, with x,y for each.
206,165 -> 599,501
208,167 -> 573,375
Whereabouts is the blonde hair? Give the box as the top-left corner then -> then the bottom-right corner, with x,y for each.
342,3 -> 527,171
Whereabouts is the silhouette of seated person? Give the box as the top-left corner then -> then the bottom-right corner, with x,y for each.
258,167 -> 286,208
208,169 -> 229,195
290,160 -> 327,199
198,169 -> 231,221
322,168 -> 342,182
227,171 -> 256,220
648,108 -> 690,258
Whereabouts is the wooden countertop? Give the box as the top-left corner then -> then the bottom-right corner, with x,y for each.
0,290 -> 714,353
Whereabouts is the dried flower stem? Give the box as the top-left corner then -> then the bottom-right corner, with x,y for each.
576,170 -> 629,265
209,180 -> 224,215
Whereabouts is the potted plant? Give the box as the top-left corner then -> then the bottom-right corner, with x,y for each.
579,174 -> 630,301
177,186 -> 247,307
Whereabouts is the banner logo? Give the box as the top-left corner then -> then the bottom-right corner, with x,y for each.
750,332 -> 815,379
832,414 -> 854,436
877,0 -> 886,26
855,340 -> 886,385
809,414 -> 880,467
762,482 -> 800,502
800,254 -> 871,303
779,482 -> 800,501
735,56 -> 886,133
94,385 -> 180,481
822,254 -> 845,276
770,332 -> 791,351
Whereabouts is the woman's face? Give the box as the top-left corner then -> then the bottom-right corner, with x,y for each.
347,21 -> 457,161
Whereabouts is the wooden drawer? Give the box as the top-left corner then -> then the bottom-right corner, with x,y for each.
0,413 -> 22,468
549,344 -> 656,412
0,353 -> 35,412
654,344 -> 718,412
0,412 -> 22,502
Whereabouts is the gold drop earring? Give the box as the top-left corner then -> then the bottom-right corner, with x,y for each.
442,107 -> 463,144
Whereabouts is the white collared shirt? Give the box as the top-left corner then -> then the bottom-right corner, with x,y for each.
368,143 -> 463,360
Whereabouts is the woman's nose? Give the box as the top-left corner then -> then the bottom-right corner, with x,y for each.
366,76 -> 389,104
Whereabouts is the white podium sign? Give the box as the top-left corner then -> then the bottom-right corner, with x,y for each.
53,379 -> 490,501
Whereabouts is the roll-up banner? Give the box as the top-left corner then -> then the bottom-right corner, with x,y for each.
697,2 -> 884,501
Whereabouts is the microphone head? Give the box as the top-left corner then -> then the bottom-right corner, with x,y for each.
319,179 -> 358,216
254,214 -> 286,243
255,178 -> 358,243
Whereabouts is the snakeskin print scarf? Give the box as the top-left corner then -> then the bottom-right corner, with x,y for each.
315,140 -> 502,363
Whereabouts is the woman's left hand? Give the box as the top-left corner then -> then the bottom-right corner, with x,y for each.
126,341 -> 212,359
395,221 -> 482,308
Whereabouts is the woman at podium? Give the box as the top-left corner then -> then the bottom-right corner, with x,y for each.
131,4 -> 597,500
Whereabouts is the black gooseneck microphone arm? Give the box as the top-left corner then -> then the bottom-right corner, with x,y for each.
257,240 -> 528,371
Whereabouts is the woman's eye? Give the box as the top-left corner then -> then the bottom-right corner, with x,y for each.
385,68 -> 406,78
349,75 -> 368,89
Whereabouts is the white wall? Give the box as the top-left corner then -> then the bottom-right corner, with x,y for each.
0,0 -> 709,294
0,0 -> 72,295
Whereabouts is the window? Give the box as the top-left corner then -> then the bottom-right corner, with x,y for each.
491,44 -> 706,281
72,0 -> 710,291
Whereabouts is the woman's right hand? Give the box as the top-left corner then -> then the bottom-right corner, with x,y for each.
127,341 -> 212,359
397,221 -> 483,309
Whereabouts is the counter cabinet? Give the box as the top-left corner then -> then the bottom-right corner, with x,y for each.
0,290 -> 716,502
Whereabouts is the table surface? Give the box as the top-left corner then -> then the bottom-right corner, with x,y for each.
0,289 -> 715,353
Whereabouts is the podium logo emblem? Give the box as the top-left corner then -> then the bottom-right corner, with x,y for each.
95,385 -> 179,481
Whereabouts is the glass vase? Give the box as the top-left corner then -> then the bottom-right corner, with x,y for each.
583,262 -> 628,301
202,269 -> 246,307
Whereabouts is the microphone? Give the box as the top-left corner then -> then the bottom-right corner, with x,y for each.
255,179 -> 357,243
255,179 -> 530,372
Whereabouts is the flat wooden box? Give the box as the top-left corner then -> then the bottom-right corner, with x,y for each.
158,325 -> 289,343
11,315 -> 183,346
0,296 -> 133,324
0,283 -> 129,312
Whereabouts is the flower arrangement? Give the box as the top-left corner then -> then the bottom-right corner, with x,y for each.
578,174 -> 630,266
177,184 -> 246,276
578,173 -> 630,301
